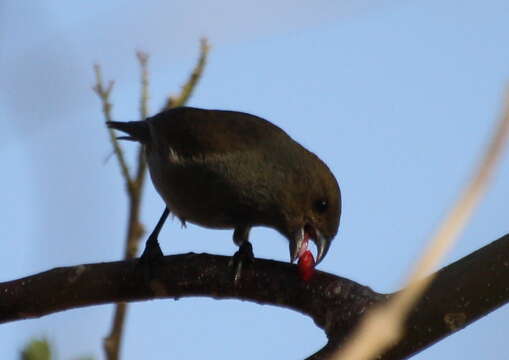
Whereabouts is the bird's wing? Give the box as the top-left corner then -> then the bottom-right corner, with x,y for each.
148,107 -> 291,158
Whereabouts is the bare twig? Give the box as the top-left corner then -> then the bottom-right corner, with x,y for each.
135,51 -> 150,185
93,65 -> 133,190
164,38 -> 210,110
137,51 -> 150,121
103,51 -> 152,360
334,88 -> 509,360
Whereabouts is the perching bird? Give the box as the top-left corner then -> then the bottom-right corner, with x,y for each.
108,107 -> 341,279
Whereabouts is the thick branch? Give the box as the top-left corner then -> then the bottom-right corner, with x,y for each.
1,234 -> 508,360
379,232 -> 509,359
312,233 -> 509,359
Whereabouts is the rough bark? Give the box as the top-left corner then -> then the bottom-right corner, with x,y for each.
1,233 -> 508,359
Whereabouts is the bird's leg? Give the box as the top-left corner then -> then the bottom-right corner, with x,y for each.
138,207 -> 169,278
230,225 -> 254,284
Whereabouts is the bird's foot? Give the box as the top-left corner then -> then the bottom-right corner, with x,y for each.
229,241 -> 254,285
137,236 -> 164,282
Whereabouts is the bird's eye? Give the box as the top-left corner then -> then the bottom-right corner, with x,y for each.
314,199 -> 328,213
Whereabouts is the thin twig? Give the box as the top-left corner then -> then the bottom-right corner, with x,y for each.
93,65 -> 133,191
94,62 -> 139,360
164,38 -> 210,110
334,88 -> 509,360
137,51 -> 150,121
102,53 -> 151,360
135,51 -> 150,187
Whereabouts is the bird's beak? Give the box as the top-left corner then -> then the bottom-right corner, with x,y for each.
311,229 -> 331,265
289,226 -> 331,265
289,227 -> 305,264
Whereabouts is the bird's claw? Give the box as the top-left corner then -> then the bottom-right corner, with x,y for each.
229,242 -> 254,285
138,236 -> 164,283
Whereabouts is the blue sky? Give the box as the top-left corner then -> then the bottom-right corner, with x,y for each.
1,0 -> 509,359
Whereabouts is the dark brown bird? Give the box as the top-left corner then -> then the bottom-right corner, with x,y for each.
108,107 -> 341,277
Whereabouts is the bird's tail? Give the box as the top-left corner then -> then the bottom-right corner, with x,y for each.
106,121 -> 150,143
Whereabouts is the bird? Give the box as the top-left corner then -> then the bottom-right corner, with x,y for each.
107,107 -> 341,280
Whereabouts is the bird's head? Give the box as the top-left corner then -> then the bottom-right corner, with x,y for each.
280,153 -> 341,266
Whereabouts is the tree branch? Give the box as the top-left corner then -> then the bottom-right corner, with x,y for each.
2,234 -> 508,359
379,232 -> 509,359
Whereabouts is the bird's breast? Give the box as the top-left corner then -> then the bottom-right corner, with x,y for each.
146,147 -> 276,230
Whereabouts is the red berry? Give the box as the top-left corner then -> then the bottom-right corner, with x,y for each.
298,250 -> 315,281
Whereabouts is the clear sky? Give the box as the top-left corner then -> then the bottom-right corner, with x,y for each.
1,0 -> 509,359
